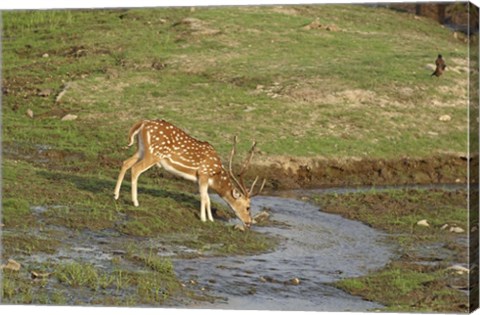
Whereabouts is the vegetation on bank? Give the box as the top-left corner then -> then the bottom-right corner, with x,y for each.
313,188 -> 469,312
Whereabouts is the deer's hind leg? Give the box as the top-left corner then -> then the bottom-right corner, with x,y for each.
114,152 -> 140,200
130,155 -> 158,207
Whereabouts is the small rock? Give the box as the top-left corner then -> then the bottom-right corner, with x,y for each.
259,276 -> 275,283
61,114 -> 78,121
417,219 -> 430,227
1,259 -> 21,271
55,83 -> 71,103
439,115 -> 451,122
446,265 -> 469,274
234,224 -> 246,232
42,53 -> 49,58
455,178 -> 461,183
31,271 -> 51,279
151,61 -> 167,71
325,25 -> 339,31
285,278 -> 301,285
253,211 -> 270,223
189,279 -> 198,285
440,224 -> 449,230
26,109 -> 34,118
449,226 -> 465,233
37,88 -> 53,97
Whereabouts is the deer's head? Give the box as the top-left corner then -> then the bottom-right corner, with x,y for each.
227,136 -> 266,228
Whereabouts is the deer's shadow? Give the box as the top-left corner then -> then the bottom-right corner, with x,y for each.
37,170 -> 201,210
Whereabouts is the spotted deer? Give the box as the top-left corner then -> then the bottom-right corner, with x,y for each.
114,119 -> 265,227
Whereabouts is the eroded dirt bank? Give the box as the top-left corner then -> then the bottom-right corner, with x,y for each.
3,142 -> 471,190
250,154 -> 471,190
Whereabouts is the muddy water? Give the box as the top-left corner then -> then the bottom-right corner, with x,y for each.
175,195 -> 396,311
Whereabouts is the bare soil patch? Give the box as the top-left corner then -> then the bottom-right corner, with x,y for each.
250,154 -> 470,190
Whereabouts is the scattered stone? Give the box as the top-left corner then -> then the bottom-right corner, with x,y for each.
253,210 -> 270,223
26,108 -> 34,118
42,53 -> 49,58
425,63 -> 436,71
151,60 -> 167,71
189,279 -> 198,285
303,18 -> 339,31
37,88 -> 53,97
427,131 -> 438,136
446,265 -> 469,275
259,276 -> 275,283
61,114 -> 78,121
105,68 -> 119,79
1,259 -> 21,271
455,178 -> 461,183
55,83 -> 71,103
284,277 -> 301,285
234,223 -> 246,232
416,219 -> 430,227
449,226 -> 465,233
31,271 -> 51,279
439,115 -> 451,122
440,224 -> 449,230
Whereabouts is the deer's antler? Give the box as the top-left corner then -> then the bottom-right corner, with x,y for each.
228,136 -> 265,197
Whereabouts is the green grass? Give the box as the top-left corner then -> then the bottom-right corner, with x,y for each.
336,262 -> 467,312
2,258 -> 184,305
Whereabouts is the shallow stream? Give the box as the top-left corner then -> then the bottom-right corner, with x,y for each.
175,194 -> 396,311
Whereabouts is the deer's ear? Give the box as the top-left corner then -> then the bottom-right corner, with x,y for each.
232,189 -> 241,199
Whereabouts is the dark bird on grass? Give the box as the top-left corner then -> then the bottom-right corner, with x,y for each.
431,54 -> 447,77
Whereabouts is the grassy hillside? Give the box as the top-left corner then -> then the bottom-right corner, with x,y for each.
1,4 -> 470,306
3,5 -> 468,163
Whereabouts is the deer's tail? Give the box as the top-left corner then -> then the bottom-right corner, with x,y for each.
127,120 -> 145,147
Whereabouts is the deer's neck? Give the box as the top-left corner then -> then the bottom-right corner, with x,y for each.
210,168 -> 235,198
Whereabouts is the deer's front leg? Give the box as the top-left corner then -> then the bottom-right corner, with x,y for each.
198,176 -> 213,222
